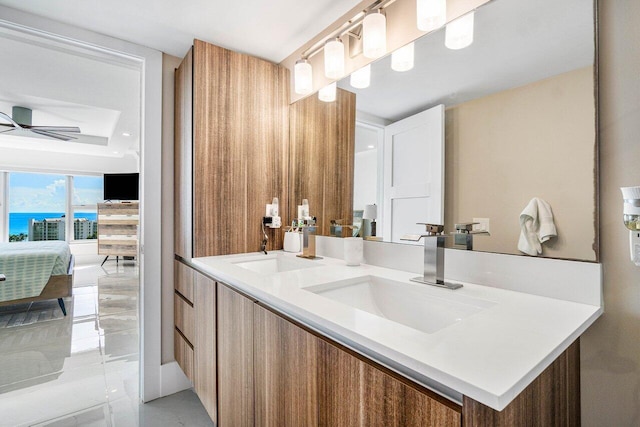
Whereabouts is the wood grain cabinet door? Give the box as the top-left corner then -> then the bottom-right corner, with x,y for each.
254,304 -> 320,427
193,270 -> 217,423
319,340 -> 461,427
217,283 -> 255,427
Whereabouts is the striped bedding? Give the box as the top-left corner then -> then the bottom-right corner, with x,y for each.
0,241 -> 71,303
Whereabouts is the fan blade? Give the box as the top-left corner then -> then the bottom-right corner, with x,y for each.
0,112 -> 21,128
24,125 -> 81,133
31,129 -> 77,141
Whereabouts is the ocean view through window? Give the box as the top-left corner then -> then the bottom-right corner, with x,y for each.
7,172 -> 102,242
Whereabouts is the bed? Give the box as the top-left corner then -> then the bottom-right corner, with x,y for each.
0,241 -> 74,315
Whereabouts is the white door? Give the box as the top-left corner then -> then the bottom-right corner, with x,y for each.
382,105 -> 444,244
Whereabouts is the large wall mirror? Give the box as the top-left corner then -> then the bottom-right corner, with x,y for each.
342,0 -> 596,261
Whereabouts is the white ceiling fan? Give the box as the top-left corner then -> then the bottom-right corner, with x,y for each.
0,106 -> 81,141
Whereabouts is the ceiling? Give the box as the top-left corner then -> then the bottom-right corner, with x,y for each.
338,0 -> 594,122
0,0 -> 363,62
0,27 -> 141,160
0,0 -> 362,169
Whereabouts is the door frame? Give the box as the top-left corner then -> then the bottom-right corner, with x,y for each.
0,7 -> 168,402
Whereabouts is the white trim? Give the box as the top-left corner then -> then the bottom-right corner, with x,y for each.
0,172 -> 7,242
65,176 -> 74,242
0,6 -> 175,402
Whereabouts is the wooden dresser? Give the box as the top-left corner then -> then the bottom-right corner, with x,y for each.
97,202 -> 139,259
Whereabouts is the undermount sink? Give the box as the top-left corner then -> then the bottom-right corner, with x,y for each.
233,255 -> 321,274
306,276 -> 496,334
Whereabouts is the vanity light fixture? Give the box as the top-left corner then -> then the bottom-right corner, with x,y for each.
324,38 -> 345,79
445,11 -> 475,50
391,42 -> 415,72
294,59 -> 313,95
318,82 -> 337,102
122,132 -> 131,137
350,64 -> 371,89
362,9 -> 387,59
416,0 -> 447,32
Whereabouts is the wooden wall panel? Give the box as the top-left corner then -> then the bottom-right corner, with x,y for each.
462,339 -> 580,426
217,283 -> 255,427
192,40 -> 289,257
174,48 -> 193,258
289,88 -> 355,236
254,304 -> 319,427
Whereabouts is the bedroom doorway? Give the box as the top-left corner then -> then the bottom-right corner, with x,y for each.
0,13 -> 162,422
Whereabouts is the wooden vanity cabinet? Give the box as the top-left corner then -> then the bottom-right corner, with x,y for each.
217,283 -> 256,427
215,282 -> 461,427
185,277 -> 578,426
253,303 -> 461,427
174,260 -> 217,422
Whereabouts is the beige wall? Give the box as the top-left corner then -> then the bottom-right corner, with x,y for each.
444,67 -> 596,260
161,53 -> 182,364
581,0 -> 640,425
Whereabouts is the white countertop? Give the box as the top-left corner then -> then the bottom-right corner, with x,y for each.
191,251 -> 602,411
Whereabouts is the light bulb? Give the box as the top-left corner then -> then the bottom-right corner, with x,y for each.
416,0 -> 447,32
318,82 -> 336,102
350,65 -> 371,89
391,42 -> 415,72
324,38 -> 345,79
363,10 -> 387,59
294,59 -> 313,95
445,12 -> 474,50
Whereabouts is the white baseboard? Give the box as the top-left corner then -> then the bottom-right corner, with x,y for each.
155,361 -> 193,400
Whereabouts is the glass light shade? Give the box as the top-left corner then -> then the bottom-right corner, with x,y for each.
391,42 -> 415,72
445,12 -> 475,50
363,11 -> 387,59
350,65 -> 371,89
416,0 -> 446,32
294,59 -> 313,95
324,38 -> 345,79
318,82 -> 337,102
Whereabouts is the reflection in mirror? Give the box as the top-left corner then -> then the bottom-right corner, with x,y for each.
344,0 -> 596,261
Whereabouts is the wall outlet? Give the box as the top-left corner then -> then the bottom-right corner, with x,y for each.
473,217 -> 490,233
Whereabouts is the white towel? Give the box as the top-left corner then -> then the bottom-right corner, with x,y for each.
517,197 -> 557,256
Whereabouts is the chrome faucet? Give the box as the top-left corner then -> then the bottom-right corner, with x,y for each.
401,223 -> 462,290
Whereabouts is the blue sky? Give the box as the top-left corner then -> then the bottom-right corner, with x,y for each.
9,172 -> 103,213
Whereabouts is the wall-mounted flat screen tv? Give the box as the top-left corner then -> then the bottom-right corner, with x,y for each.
103,173 -> 139,201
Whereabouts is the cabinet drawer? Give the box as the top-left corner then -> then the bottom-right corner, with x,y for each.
174,260 -> 194,302
174,328 -> 194,382
174,292 -> 195,344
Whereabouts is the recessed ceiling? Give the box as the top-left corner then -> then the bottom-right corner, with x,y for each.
0,0 -> 363,62
0,27 -> 140,159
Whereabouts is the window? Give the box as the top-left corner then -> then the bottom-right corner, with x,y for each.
71,175 -> 103,241
4,172 -> 103,242
8,172 -> 67,242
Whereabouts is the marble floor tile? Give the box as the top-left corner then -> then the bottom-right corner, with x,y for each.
0,257 -> 212,426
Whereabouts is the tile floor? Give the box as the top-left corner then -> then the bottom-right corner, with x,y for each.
0,254 -> 213,427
